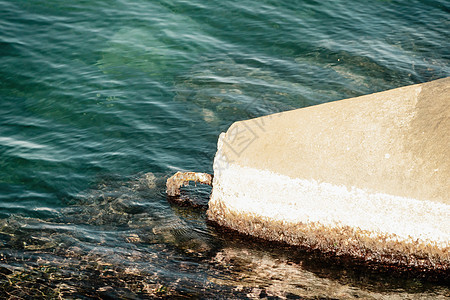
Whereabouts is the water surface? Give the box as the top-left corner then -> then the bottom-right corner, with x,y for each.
0,0 -> 449,298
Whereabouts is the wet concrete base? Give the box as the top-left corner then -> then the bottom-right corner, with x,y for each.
209,222 -> 450,286
207,165 -> 449,275
207,208 -> 449,283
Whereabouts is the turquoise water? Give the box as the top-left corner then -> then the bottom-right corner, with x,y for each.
1,0 -> 449,298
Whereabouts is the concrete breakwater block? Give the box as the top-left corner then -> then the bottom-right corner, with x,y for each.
207,78 -> 449,272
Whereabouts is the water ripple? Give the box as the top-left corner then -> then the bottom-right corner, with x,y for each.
0,0 -> 449,297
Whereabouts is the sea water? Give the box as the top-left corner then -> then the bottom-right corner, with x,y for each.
0,0 -> 449,298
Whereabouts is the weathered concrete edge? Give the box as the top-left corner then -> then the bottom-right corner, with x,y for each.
207,78 -> 450,271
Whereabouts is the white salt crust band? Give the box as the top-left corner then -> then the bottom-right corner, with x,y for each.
210,163 -> 449,250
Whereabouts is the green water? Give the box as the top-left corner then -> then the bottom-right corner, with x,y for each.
0,0 -> 449,298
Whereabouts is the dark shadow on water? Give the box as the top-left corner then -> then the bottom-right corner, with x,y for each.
209,224 -> 450,293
